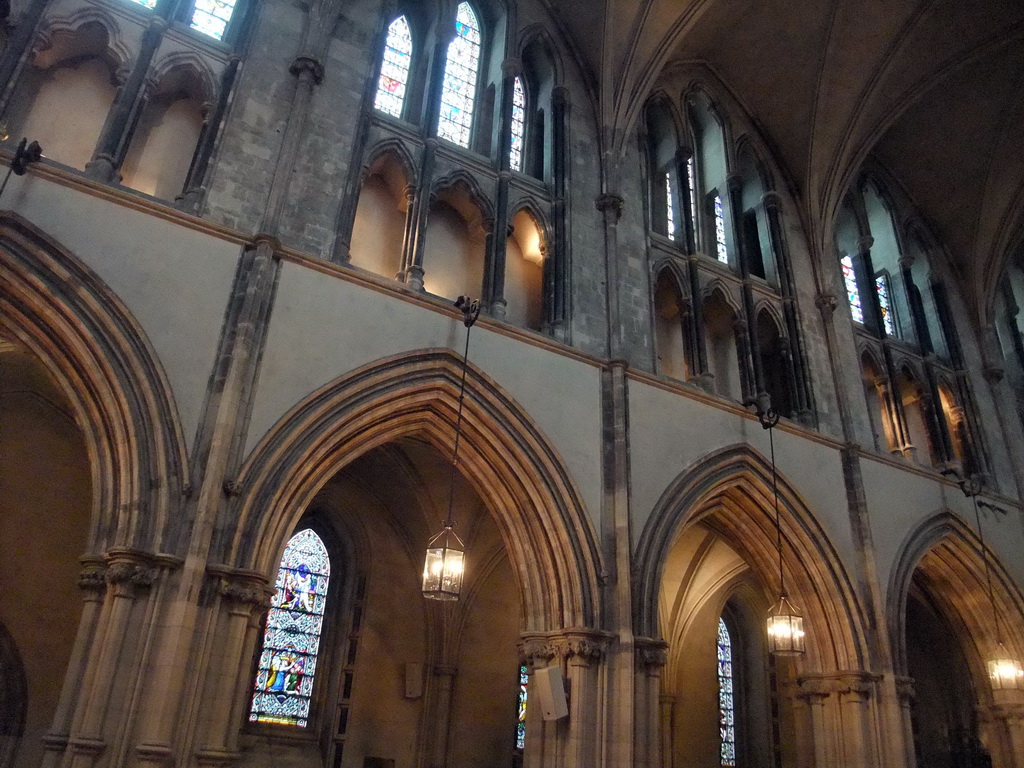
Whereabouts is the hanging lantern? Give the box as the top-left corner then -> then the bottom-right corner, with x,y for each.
422,526 -> 465,601
988,644 -> 1024,691
766,595 -> 806,655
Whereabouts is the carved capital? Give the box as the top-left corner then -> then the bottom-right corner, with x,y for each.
78,564 -> 108,593
895,675 -> 915,705
797,672 -> 877,703
816,292 -> 838,315
761,190 -> 783,213
290,56 -> 325,84
518,638 -> 559,667
857,235 -> 874,255
635,637 -> 669,670
501,57 -> 522,77
726,172 -> 743,194
595,193 -> 625,222
983,365 -> 1005,384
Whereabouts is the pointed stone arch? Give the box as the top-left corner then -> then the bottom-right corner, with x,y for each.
0,212 -> 187,552
635,444 -> 870,671
223,349 -> 602,632
887,510 -> 1024,686
363,137 -> 419,189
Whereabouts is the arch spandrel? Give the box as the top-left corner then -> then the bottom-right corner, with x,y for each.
225,349 -> 603,632
0,212 -> 187,553
635,444 -> 870,672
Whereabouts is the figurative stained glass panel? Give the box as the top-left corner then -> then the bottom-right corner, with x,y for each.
510,76 -> 526,171
842,254 -> 864,324
374,16 -> 413,118
718,618 -> 736,767
128,0 -> 157,11
250,529 -> 331,727
437,2 -> 481,148
876,273 -> 895,336
714,194 -> 728,263
516,664 -> 528,750
665,173 -> 676,241
190,0 -> 236,40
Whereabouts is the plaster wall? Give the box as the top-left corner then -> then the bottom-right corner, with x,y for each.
627,378 -> 856,574
3,173 -> 238,453
246,259 -> 604,529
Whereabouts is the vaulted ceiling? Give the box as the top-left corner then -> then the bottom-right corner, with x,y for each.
546,0 -> 1024,318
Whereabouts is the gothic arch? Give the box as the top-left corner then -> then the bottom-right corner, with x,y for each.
148,51 -> 218,105
223,348 -> 603,631
508,197 -> 551,245
887,510 -> 1024,686
33,7 -> 131,74
431,169 -> 496,223
635,444 -> 870,671
363,137 -> 419,188
0,212 -> 187,553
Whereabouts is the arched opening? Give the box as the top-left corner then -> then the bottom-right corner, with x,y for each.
659,526 -> 777,768
860,352 -> 894,453
350,152 -> 410,280
653,269 -> 688,381
702,289 -> 740,401
755,310 -> 791,418
519,37 -> 556,181
0,340 -> 92,768
645,98 -> 680,241
895,367 -> 934,464
938,383 -> 968,468
241,439 -> 522,768
6,21 -> 117,170
737,150 -> 774,283
423,184 -> 487,300
636,446 -> 871,768
505,209 -> 545,331
687,93 -> 730,263
863,183 -> 911,342
120,66 -> 207,201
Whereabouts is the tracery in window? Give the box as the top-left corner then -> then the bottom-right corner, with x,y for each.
718,617 -> 736,767
516,664 -> 528,749
714,194 -> 728,263
374,16 -> 413,118
876,273 -> 895,336
510,76 -> 525,171
665,173 -> 676,241
250,529 -> 330,727
190,0 -> 236,40
437,2 -> 481,148
841,254 -> 864,323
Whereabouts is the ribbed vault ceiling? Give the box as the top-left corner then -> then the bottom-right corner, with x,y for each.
545,0 -> 1024,315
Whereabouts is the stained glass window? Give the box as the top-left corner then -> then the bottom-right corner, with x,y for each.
510,76 -> 526,171
718,617 -> 736,767
687,157 -> 698,240
190,0 -> 235,39
842,254 -> 864,324
665,173 -> 676,241
516,664 -> 528,750
876,273 -> 895,336
250,529 -> 330,727
375,16 -> 413,118
437,2 -> 481,148
714,193 -> 728,263
128,0 -> 157,10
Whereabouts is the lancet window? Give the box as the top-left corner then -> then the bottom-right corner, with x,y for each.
374,16 -> 413,118
438,2 -> 482,147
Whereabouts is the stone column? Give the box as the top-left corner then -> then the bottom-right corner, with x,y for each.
518,637 -> 558,768
733,317 -> 755,399
428,664 -> 458,768
674,147 -> 695,255
686,254 -> 711,390
895,677 -> 917,768
0,0 -> 54,117
658,695 -> 675,768
194,569 -> 273,767
40,559 -> 108,768
596,193 -> 626,359
797,673 -> 895,768
549,85 -> 570,340
178,57 -> 240,214
66,551 -> 158,768
634,638 -> 668,768
84,18 -> 168,183
486,57 -> 520,319
727,172 -> 764,400
980,691 -> 1024,767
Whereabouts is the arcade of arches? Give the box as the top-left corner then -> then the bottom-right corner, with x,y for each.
2,0 -> 1024,767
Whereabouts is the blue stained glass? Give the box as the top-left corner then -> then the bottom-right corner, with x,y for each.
876,273 -> 895,336
250,529 -> 330,727
510,76 -> 525,171
438,3 -> 481,148
718,618 -> 736,767
665,173 -> 676,241
842,255 -> 864,324
190,0 -> 235,39
516,665 -> 528,749
714,194 -> 728,263
687,157 -> 698,238
375,16 -> 413,118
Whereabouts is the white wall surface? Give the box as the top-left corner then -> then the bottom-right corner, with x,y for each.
5,173 -> 238,454
247,259 -> 604,529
